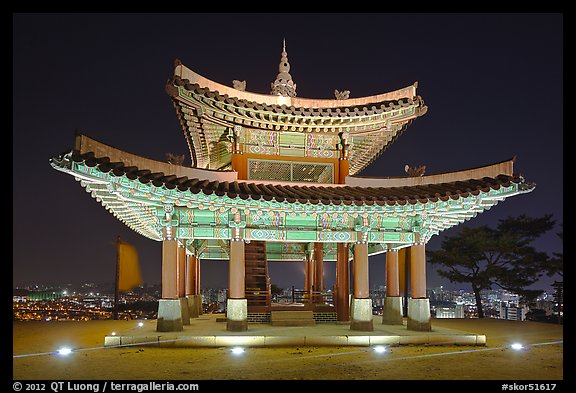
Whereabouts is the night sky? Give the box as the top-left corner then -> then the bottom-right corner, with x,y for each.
13,13 -> 563,292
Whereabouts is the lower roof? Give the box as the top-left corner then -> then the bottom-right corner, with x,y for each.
62,136 -> 533,208
50,134 -> 536,250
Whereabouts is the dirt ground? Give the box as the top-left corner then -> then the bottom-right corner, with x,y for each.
13,318 -> 563,381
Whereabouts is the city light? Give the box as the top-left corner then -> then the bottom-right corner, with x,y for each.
373,345 -> 387,354
57,347 -> 73,356
230,347 -> 245,355
510,343 -> 525,351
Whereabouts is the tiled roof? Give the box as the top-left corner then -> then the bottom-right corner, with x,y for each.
170,75 -> 426,119
70,150 -> 534,207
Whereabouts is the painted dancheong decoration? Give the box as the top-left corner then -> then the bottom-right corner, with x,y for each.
50,42 -> 535,333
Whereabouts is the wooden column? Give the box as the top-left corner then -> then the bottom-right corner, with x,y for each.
185,254 -> 197,297
304,255 -> 310,296
399,247 -> 411,317
407,243 -> 431,331
338,132 -> 350,184
231,152 -> 245,180
350,241 -> 373,331
161,239 -> 178,299
336,243 -> 350,321
338,158 -> 349,184
230,126 -> 246,180
177,243 -> 186,298
314,243 -> 324,301
227,238 -> 247,331
410,244 -> 427,299
157,237 -> 185,332
386,250 -> 400,297
382,248 -> 403,325
229,239 -> 245,299
195,256 -> 201,296
353,242 -> 369,299
196,255 -> 202,315
306,251 -> 315,301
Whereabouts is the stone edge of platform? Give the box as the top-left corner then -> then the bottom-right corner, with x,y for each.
104,334 -> 486,347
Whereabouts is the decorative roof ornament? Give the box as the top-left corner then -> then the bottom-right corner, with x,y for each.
232,80 -> 246,91
405,164 -> 426,177
166,152 -> 185,165
334,89 -> 350,100
270,39 -> 297,97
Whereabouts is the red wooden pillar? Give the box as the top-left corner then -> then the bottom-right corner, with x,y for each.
185,254 -> 197,297
407,243 -> 431,331
336,243 -> 350,321
177,243 -> 186,298
227,239 -> 247,331
314,242 -> 324,302
386,250 -> 400,297
161,239 -> 178,299
410,244 -> 427,299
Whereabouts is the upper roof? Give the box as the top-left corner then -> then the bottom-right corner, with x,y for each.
167,57 -> 427,174
171,60 -> 424,112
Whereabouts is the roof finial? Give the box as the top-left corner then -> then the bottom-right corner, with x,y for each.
270,39 -> 297,97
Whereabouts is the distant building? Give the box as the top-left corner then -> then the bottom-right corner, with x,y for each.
499,304 -> 526,321
435,308 -> 455,318
433,303 -> 464,319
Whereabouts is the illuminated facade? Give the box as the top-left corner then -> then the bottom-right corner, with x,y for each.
50,44 -> 535,332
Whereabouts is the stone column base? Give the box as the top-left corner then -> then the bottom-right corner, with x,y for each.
156,299 -> 185,332
226,298 -> 248,332
180,297 -> 190,326
407,298 -> 431,331
350,298 -> 374,331
382,296 -> 404,325
349,294 -> 354,319
187,295 -> 200,318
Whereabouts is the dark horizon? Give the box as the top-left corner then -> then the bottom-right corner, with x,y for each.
13,13 -> 563,292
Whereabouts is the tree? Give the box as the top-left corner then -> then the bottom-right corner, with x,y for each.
543,227 -> 563,279
427,214 -> 555,318
270,284 -> 283,301
270,284 -> 283,296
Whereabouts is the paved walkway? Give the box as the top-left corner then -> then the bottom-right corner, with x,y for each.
104,314 -> 486,347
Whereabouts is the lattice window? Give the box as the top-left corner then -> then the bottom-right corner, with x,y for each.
248,159 -> 333,183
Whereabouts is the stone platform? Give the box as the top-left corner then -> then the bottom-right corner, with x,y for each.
104,314 -> 486,348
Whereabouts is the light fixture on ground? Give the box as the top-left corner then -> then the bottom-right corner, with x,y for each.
230,347 -> 245,355
510,343 -> 525,351
57,347 -> 73,356
373,345 -> 388,354
138,322 -> 144,327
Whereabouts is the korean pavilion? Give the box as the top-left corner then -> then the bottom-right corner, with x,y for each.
50,44 -> 535,332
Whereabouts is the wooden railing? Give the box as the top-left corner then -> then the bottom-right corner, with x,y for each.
274,286 -> 334,306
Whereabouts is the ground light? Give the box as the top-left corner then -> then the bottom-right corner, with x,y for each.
373,345 -> 388,354
57,347 -> 73,356
510,343 -> 525,351
111,332 -> 117,336
137,322 -> 144,327
230,347 -> 245,355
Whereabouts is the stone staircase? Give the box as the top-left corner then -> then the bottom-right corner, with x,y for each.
271,310 -> 316,326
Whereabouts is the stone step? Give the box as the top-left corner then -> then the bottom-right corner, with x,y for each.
270,310 -> 316,326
